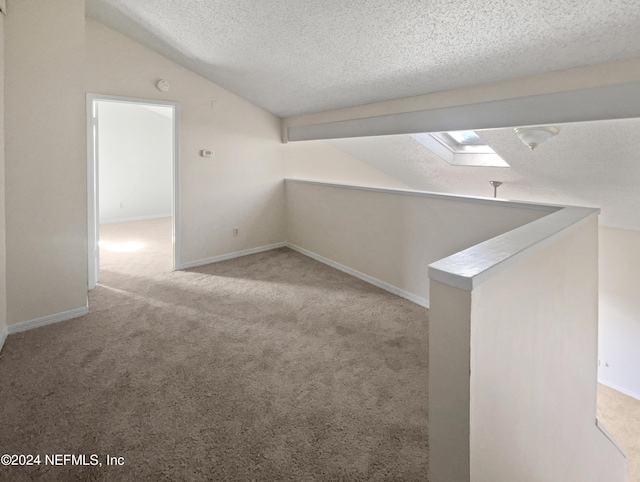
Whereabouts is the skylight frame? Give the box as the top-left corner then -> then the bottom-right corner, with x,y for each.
411,130 -> 510,168
431,131 -> 497,155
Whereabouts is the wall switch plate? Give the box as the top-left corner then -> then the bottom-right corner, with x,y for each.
201,149 -> 214,158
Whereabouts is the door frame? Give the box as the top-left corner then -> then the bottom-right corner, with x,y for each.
86,93 -> 181,290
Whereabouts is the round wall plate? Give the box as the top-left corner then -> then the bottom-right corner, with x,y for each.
156,79 -> 170,92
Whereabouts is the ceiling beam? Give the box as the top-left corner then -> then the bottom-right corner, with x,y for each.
287,81 -> 640,142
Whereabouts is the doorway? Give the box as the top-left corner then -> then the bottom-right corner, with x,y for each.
86,94 -> 180,290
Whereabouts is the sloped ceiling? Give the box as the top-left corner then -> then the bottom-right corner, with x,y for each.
327,119 -> 640,230
84,2 -> 640,230
86,0 -> 640,117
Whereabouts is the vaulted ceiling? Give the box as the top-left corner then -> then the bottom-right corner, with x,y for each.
327,119 -> 640,230
86,0 -> 640,117
86,1 -> 640,231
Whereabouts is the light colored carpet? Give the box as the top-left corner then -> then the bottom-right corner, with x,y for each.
0,217 -> 429,481
598,384 -> 640,482
2,217 -> 635,481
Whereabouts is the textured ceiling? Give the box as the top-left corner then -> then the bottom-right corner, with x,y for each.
327,119 -> 640,231
86,0 -> 640,117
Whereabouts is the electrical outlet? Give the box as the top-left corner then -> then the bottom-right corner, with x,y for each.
233,227 -> 239,237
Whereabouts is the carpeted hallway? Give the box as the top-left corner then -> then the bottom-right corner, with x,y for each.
0,217 -> 429,481
1,217 -> 638,481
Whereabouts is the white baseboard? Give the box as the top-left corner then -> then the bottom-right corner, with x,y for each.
7,305 -> 89,335
171,241 -> 429,307
596,418 -> 626,458
286,243 -> 430,308
0,326 -> 7,354
598,378 -> 640,401
177,242 -> 287,270
99,213 -> 171,225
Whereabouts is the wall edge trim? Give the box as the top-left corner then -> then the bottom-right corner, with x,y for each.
429,206 -> 600,291
596,418 -> 627,458
598,378 -> 640,402
285,178 -> 561,213
7,306 -> 89,335
0,326 -> 7,354
100,213 -> 172,225
177,243 -> 287,270
286,243 -> 430,308
177,241 -> 429,307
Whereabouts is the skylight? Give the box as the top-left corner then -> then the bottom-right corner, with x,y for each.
447,130 -> 484,145
431,131 -> 495,154
411,131 -> 509,167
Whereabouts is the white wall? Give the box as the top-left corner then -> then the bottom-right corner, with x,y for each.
428,280 -> 472,481
0,12 -> 6,338
85,17 -> 285,267
285,180 -> 551,304
429,217 -> 626,482
599,226 -> 640,399
98,101 -> 173,224
5,0 -> 87,326
284,139 -> 409,189
470,218 -> 624,482
2,10 -> 409,329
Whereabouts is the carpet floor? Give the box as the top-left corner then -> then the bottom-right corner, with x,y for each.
0,218 -> 429,481
597,384 -> 640,482
1,217 -> 637,481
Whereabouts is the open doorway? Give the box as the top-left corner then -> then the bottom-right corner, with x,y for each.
86,94 -> 180,290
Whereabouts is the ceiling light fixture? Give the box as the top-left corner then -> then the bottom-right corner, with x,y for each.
514,126 -> 559,150
489,180 -> 502,198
